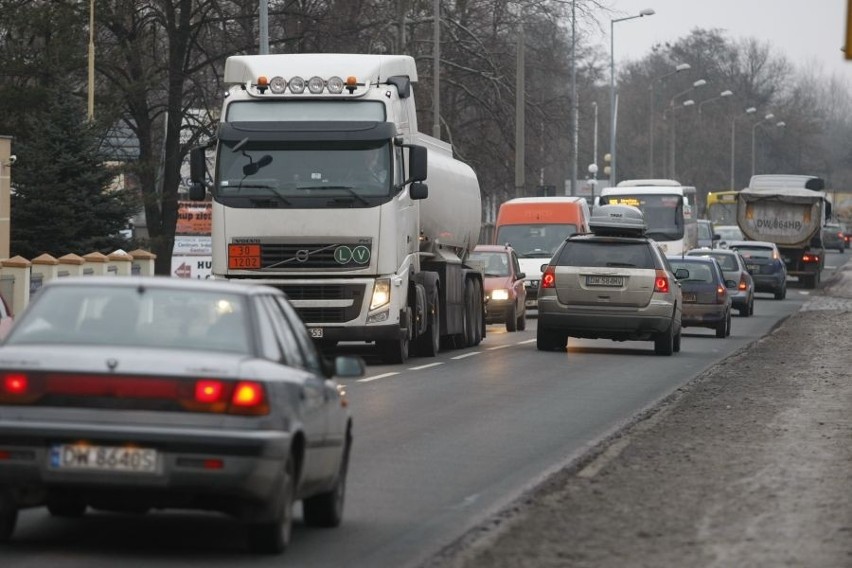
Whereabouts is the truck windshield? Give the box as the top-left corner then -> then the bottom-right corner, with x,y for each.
495,224 -> 578,258
601,194 -> 685,241
213,140 -> 392,208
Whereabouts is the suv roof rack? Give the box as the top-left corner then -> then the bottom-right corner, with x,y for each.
589,204 -> 647,237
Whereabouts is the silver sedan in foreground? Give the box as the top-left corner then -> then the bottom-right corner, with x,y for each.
0,276 -> 364,554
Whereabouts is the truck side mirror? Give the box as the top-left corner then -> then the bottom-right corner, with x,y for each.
408,145 -> 428,182
189,146 -> 208,201
410,182 -> 428,200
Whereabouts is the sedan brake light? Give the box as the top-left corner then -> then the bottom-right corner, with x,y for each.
195,380 -> 224,404
541,266 -> 556,289
653,270 -> 669,294
3,373 -> 28,395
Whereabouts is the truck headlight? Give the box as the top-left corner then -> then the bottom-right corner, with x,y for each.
370,278 -> 391,310
491,289 -> 510,301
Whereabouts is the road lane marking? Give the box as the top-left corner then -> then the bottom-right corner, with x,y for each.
487,344 -> 512,351
451,352 -> 481,360
357,372 -> 399,383
408,362 -> 444,371
517,339 -> 536,344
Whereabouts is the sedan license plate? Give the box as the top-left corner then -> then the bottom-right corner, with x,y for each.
308,327 -> 324,339
586,275 -> 624,287
683,292 -> 697,303
50,444 -> 158,474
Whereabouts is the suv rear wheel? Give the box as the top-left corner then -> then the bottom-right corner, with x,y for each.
536,328 -> 565,351
654,323 -> 674,356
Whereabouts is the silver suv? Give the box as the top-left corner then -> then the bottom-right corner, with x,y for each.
536,205 -> 685,355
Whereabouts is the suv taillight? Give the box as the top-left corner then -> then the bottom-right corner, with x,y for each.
541,266 -> 556,289
653,269 -> 669,293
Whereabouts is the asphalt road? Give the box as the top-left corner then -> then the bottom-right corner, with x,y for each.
4,255 -> 842,567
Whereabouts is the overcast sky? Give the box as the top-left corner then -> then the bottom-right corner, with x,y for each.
595,0 -> 851,79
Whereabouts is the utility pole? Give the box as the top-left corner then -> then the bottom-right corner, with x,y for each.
87,0 -> 95,121
570,0 -> 578,196
259,0 -> 269,54
432,0 -> 441,139
515,23 -> 525,198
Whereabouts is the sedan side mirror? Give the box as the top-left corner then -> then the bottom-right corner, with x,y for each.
334,355 -> 366,378
540,263 -> 548,273
725,280 -> 738,289
516,272 -> 526,280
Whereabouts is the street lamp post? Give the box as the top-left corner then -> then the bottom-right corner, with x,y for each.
730,107 -> 757,189
610,8 -> 655,187
668,79 -> 706,179
666,99 -> 695,180
649,63 -> 691,177
752,116 -> 785,176
698,89 -> 734,121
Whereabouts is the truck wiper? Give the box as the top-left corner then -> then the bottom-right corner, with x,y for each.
239,184 -> 291,205
298,185 -> 370,206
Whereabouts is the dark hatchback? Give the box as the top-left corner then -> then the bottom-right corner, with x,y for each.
727,240 -> 787,299
667,256 -> 732,338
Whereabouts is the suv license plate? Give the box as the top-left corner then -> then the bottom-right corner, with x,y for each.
586,275 -> 624,287
683,292 -> 697,303
308,327 -> 324,339
50,444 -> 158,473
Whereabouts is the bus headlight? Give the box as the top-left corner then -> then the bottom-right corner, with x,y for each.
370,278 -> 391,311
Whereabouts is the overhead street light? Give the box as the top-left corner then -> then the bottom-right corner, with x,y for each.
666,99 -> 696,180
610,7 -> 655,187
649,62 -> 691,177
667,79 -> 706,178
752,114 -> 784,176
698,89 -> 734,119
730,107 -> 757,189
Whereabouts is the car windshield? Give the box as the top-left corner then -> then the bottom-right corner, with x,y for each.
468,251 -> 510,276
495,224 -> 578,258
6,284 -> 252,354
716,226 -> 743,240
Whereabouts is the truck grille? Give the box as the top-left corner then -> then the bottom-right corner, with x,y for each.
275,284 -> 365,324
260,242 -> 372,270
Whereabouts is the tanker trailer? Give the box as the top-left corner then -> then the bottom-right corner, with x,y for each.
188,53 -> 485,364
737,175 -> 829,288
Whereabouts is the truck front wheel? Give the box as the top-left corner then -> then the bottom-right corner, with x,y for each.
378,307 -> 411,364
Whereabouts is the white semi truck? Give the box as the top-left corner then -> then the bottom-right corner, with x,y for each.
737,174 -> 831,289
189,53 -> 485,363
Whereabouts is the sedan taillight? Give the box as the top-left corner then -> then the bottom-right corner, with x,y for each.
738,276 -> 747,291
716,285 -> 727,302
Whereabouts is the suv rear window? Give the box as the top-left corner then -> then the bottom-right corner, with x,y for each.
555,241 -> 655,269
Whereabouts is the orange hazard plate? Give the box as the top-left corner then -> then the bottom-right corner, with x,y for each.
228,244 -> 261,269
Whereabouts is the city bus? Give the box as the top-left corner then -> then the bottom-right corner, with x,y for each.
599,179 -> 698,255
705,190 -> 739,225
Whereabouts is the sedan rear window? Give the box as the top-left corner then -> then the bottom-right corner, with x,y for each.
731,246 -> 772,259
555,241 -> 655,269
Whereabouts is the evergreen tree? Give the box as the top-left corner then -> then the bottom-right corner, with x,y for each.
10,90 -> 138,259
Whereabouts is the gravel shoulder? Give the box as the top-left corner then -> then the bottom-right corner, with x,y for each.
427,262 -> 852,568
